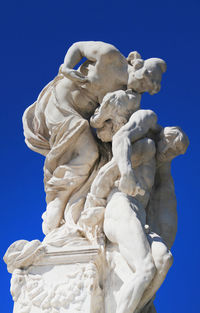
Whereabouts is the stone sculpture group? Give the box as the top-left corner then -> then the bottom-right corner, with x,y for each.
4,41 -> 189,313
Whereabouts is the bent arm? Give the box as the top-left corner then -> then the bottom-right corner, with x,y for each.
61,41 -> 117,82
63,42 -> 97,69
112,109 -> 158,177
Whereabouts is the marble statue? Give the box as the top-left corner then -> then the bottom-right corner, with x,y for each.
80,96 -> 188,313
4,41 -> 189,313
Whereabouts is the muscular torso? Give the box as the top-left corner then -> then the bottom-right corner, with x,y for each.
131,138 -> 156,209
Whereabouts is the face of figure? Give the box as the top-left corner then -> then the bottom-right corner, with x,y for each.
90,94 -> 125,142
157,127 -> 189,162
128,58 -> 166,95
157,137 -> 178,162
90,90 -> 141,142
95,119 -> 116,142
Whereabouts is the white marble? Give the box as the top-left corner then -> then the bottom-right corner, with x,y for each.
4,41 -> 189,313
7,244 -> 103,313
80,100 -> 189,313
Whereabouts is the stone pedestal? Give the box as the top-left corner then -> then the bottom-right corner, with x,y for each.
11,245 -> 104,313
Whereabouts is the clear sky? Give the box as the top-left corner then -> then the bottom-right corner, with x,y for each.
0,1 -> 199,312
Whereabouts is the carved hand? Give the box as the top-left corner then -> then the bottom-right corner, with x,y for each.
60,64 -> 88,83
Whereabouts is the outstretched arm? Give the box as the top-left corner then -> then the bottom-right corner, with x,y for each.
112,109 -> 159,195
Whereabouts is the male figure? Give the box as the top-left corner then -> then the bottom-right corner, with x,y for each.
78,90 -> 189,313
146,126 -> 189,249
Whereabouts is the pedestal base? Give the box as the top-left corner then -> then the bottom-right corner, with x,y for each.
11,245 -> 104,313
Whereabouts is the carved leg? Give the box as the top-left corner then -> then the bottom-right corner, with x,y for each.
135,233 -> 173,312
104,192 -> 156,313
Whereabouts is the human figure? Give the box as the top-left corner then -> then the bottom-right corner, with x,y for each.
23,42 -> 166,236
78,89 -> 142,241
146,126 -> 190,249
127,51 -> 166,95
78,90 -> 189,313
23,41 -> 129,235
134,126 -> 189,313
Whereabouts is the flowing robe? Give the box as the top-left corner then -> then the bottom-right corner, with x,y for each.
23,75 -> 103,233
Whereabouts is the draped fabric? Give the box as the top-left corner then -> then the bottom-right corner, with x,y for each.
23,75 -> 102,229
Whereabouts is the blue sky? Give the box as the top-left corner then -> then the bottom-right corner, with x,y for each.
0,1 -> 199,312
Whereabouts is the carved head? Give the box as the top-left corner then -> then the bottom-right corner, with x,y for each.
127,51 -> 166,95
157,126 -> 189,162
90,90 -> 141,142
